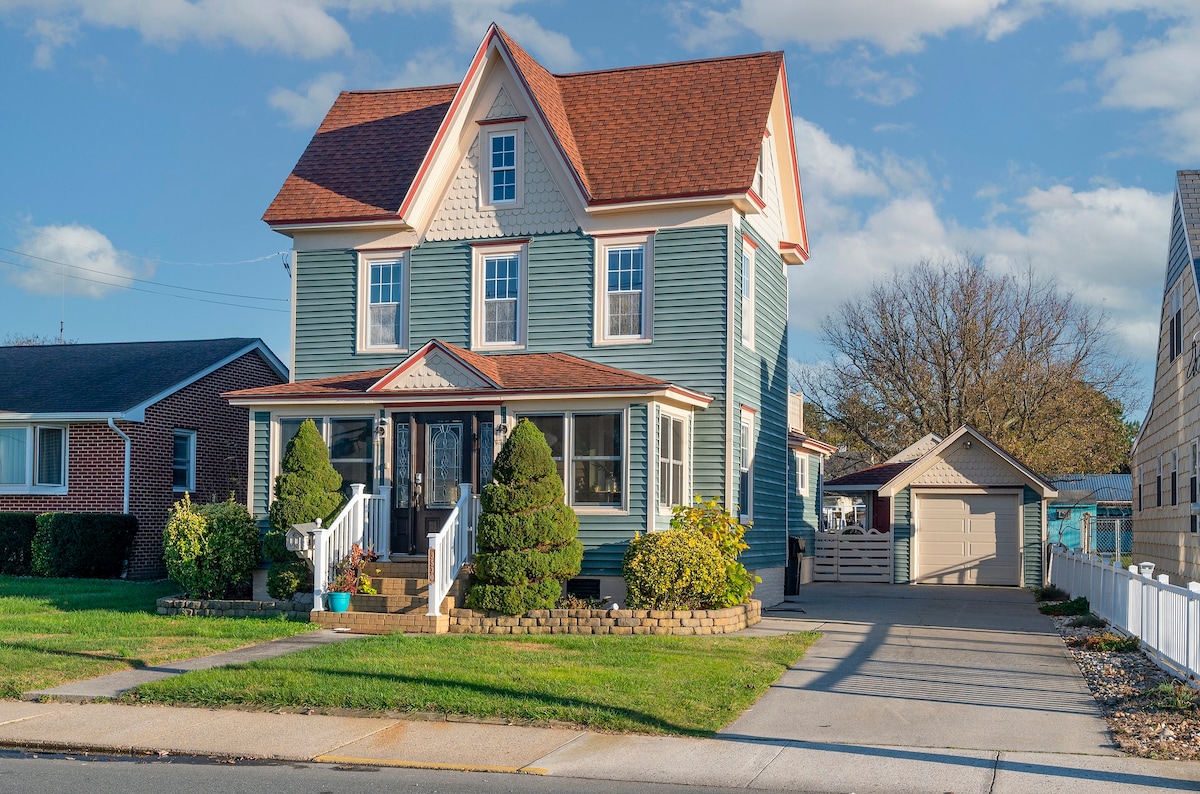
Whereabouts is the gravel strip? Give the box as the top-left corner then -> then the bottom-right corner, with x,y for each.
1049,611 -> 1200,760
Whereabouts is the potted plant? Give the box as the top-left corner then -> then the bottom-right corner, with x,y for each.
327,544 -> 378,612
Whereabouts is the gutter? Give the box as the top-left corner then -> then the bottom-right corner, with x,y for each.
107,418 -> 131,514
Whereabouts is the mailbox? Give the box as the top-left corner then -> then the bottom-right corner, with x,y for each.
286,520 -> 322,555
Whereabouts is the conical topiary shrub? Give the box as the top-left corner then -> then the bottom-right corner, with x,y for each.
467,418 -> 582,614
263,419 -> 346,598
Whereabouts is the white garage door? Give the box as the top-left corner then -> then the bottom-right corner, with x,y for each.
914,493 -> 1020,586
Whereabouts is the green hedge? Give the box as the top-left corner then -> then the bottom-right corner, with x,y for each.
31,513 -> 138,578
0,513 -> 38,575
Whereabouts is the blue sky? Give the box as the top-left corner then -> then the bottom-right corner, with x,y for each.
1,1 -> 1195,414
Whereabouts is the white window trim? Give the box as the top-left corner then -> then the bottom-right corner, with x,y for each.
271,415 -> 376,494
518,409 -> 630,515
740,238 -> 756,349
593,232 -> 654,346
356,250 -> 410,353
471,241 -> 529,350
656,406 -> 691,514
172,429 -> 196,493
795,449 -> 808,496
0,424 -> 68,495
739,407 -> 755,523
479,123 -> 525,211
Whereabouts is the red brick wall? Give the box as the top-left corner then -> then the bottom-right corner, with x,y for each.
0,350 -> 283,579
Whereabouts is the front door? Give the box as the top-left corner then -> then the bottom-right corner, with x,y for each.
390,411 -> 494,555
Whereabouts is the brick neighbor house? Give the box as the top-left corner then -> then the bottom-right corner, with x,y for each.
0,338 -> 287,577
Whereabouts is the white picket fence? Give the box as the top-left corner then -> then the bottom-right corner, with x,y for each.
813,529 -> 893,583
1049,546 -> 1200,681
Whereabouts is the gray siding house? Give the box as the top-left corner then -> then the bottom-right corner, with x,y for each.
228,25 -> 811,604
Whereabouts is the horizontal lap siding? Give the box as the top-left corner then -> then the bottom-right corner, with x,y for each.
893,487 -> 912,583
1024,486 -> 1044,587
734,224 -> 789,571
788,451 -> 821,550
410,240 -> 471,346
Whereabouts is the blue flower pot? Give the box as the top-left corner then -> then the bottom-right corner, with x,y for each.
328,592 -> 351,613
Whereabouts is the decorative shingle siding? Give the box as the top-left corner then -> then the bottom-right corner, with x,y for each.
0,352 -> 283,578
892,487 -> 912,584
733,222 -> 789,571
1023,486 -> 1043,587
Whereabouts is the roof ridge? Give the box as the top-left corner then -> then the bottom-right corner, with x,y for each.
555,50 -> 782,79
0,337 -> 254,350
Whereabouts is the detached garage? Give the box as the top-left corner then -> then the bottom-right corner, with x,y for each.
825,425 -> 1058,587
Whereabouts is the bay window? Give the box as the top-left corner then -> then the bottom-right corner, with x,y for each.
521,411 -> 625,509
658,412 -> 687,510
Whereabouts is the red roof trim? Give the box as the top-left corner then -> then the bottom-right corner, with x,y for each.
477,116 -> 527,126
469,238 -> 531,248
741,233 -> 759,250
397,26 -> 498,219
268,213 -> 407,227
747,189 -> 766,210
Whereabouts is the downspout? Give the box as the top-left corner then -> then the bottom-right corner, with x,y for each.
107,418 -> 131,513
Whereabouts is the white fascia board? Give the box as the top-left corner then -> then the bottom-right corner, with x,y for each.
0,412 -> 128,422
230,387 -> 711,410
823,484 -> 879,493
268,219 -> 411,235
126,341 -> 288,420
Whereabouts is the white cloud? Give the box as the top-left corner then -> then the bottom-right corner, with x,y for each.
384,48 -> 464,88
269,72 -> 346,128
6,223 -> 144,298
828,54 -> 919,106
1067,25 -> 1123,61
788,115 -> 1170,365
5,0 -> 352,60
27,17 -> 78,68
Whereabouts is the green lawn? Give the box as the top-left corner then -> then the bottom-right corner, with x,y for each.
127,631 -> 819,735
0,577 -> 316,698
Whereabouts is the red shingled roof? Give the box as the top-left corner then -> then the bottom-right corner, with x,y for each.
263,26 -> 783,224
825,461 -> 916,490
226,340 -> 711,404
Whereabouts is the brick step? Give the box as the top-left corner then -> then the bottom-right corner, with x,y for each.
373,559 -> 429,578
350,593 -> 434,614
371,577 -> 429,596
312,609 -> 449,635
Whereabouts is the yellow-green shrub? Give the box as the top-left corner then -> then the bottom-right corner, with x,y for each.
622,529 -> 725,610
671,496 -> 760,606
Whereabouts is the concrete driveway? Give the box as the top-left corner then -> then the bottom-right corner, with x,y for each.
724,584 -> 1115,754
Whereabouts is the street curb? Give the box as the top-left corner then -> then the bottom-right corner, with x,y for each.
313,754 -> 548,774
0,738 -> 308,763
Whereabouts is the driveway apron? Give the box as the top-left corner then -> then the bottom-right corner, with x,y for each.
723,584 -> 1115,754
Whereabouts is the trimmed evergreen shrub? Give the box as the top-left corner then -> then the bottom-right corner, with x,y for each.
0,513 -> 38,576
623,528 -> 726,610
164,494 -> 261,599
467,418 -> 582,614
264,419 -> 344,599
31,513 -> 138,578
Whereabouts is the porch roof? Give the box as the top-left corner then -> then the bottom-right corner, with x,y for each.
225,340 -> 713,408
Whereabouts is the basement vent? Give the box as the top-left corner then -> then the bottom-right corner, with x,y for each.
565,578 -> 601,598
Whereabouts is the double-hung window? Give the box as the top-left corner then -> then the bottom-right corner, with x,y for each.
478,123 -> 524,210
172,430 -> 196,492
740,236 -> 756,349
1172,451 -> 1179,506
359,253 -> 408,351
1191,440 -> 1198,504
489,132 -> 517,204
1170,281 -> 1184,361
739,409 -> 754,522
521,412 -> 625,510
472,242 -> 527,349
595,234 -> 652,344
795,450 -> 808,496
658,412 -> 687,510
0,425 -> 66,492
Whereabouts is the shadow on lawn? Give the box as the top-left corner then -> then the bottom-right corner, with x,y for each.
269,665 -> 709,736
0,641 -> 146,667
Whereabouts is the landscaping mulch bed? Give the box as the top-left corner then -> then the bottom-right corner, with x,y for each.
1049,612 -> 1200,760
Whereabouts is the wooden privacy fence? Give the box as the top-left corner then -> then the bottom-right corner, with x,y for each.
813,529 -> 893,583
1049,547 -> 1200,681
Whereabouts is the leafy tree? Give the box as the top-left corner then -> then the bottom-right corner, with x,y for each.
164,494 -> 260,599
467,418 -> 582,614
263,419 -> 345,599
3,333 -> 75,346
797,254 -> 1134,476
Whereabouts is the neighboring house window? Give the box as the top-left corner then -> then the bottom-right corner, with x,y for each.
1137,464 -> 1143,512
740,238 -> 756,349
0,425 -> 66,492
358,253 -> 408,352
479,124 -> 524,210
795,449 -> 808,496
658,412 -> 687,510
1170,281 -> 1184,361
739,408 -> 754,522
172,430 -> 196,492
277,417 -> 374,496
1191,440 -> 1198,504
471,241 -> 528,349
1172,451 -> 1179,506
753,137 -> 766,197
1157,456 -> 1163,507
520,412 -> 625,510
594,233 -> 653,344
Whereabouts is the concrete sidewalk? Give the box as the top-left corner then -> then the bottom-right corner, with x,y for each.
0,700 -> 1194,792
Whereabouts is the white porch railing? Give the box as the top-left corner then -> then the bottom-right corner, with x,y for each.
1049,546 -> 1200,681
311,483 -> 391,612
426,484 -> 479,617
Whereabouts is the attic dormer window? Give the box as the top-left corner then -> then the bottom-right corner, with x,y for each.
477,121 -> 525,210
490,132 -> 516,203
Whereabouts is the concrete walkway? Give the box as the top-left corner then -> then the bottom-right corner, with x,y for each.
22,630 -> 358,701
729,584 -> 1114,754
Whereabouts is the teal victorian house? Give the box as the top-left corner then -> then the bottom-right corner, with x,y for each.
228,25 -> 811,613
